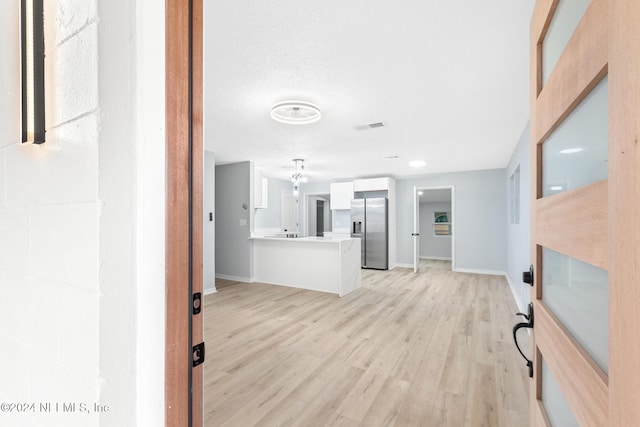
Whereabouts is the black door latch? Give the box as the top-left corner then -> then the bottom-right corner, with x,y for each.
523,265 -> 534,286
193,292 -> 202,315
513,303 -> 534,378
193,342 -> 205,367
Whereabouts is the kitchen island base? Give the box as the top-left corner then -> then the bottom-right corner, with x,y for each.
251,236 -> 361,297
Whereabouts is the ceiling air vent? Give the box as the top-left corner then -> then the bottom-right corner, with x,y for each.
355,122 -> 386,131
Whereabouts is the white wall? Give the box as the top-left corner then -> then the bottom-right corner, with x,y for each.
0,2 -> 102,425
419,201 -> 452,259
0,2 -> 166,426
254,177 -> 291,232
506,123 -> 531,311
134,1 -> 166,424
332,210 -> 351,233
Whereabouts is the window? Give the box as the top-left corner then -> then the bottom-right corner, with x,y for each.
433,211 -> 452,236
510,166 -> 520,224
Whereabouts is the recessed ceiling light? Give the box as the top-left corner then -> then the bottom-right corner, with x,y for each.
270,101 -> 321,125
409,160 -> 426,168
560,147 -> 583,154
550,186 -> 563,191
418,191 -> 424,195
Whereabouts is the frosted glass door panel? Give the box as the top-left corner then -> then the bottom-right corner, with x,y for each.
542,0 -> 591,84
542,76 -> 608,197
542,359 -> 579,427
542,248 -> 608,372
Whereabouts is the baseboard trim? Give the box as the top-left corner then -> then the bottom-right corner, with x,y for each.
203,287 -> 217,295
453,267 -> 506,276
419,256 -> 452,261
215,274 -> 251,283
395,263 -> 414,269
503,273 -> 526,313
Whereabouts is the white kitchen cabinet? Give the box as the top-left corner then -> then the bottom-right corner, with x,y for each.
330,181 -> 354,210
353,177 -> 391,192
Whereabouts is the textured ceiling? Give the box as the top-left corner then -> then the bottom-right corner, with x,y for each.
203,1 -> 535,182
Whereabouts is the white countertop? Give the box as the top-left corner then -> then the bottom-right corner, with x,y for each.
250,235 -> 357,243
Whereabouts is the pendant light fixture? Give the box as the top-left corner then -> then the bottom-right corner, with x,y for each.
291,159 -> 307,197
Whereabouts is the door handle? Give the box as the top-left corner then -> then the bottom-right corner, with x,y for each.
513,302 -> 534,378
523,265 -> 534,286
411,233 -> 419,236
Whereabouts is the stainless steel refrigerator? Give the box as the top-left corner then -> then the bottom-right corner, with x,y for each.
351,198 -> 388,270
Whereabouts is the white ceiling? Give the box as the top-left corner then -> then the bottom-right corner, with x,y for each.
204,1 -> 535,182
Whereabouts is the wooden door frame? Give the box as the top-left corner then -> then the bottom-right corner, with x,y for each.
608,0 -> 640,425
529,0 -> 640,425
166,0 -> 204,426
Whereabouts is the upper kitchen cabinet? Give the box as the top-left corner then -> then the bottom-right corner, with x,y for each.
330,181 -> 354,210
353,177 -> 392,192
254,171 -> 268,209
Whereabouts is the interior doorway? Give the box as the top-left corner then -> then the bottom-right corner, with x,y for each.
412,186 -> 455,273
304,193 -> 332,237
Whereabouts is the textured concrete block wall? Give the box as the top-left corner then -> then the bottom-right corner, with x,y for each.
0,1 -> 101,426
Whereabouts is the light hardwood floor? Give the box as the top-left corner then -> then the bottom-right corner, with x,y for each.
203,260 -> 530,426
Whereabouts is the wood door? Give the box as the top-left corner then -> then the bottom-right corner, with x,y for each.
166,0 -> 204,426
528,0 -> 640,425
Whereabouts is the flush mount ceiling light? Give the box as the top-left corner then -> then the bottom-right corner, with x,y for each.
21,0 -> 46,144
271,101 -> 321,125
409,160 -> 426,168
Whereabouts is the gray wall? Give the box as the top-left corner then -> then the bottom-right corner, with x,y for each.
506,123 -> 531,310
419,202 -> 452,259
215,162 -> 252,280
254,177 -> 291,230
396,169 -> 507,272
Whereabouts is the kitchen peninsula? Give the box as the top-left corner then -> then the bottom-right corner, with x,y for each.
249,236 -> 361,297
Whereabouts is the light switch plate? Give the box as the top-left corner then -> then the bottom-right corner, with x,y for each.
239,219 -> 247,226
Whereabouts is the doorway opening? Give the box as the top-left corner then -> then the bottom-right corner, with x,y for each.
303,192 -> 332,237
412,186 -> 455,273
